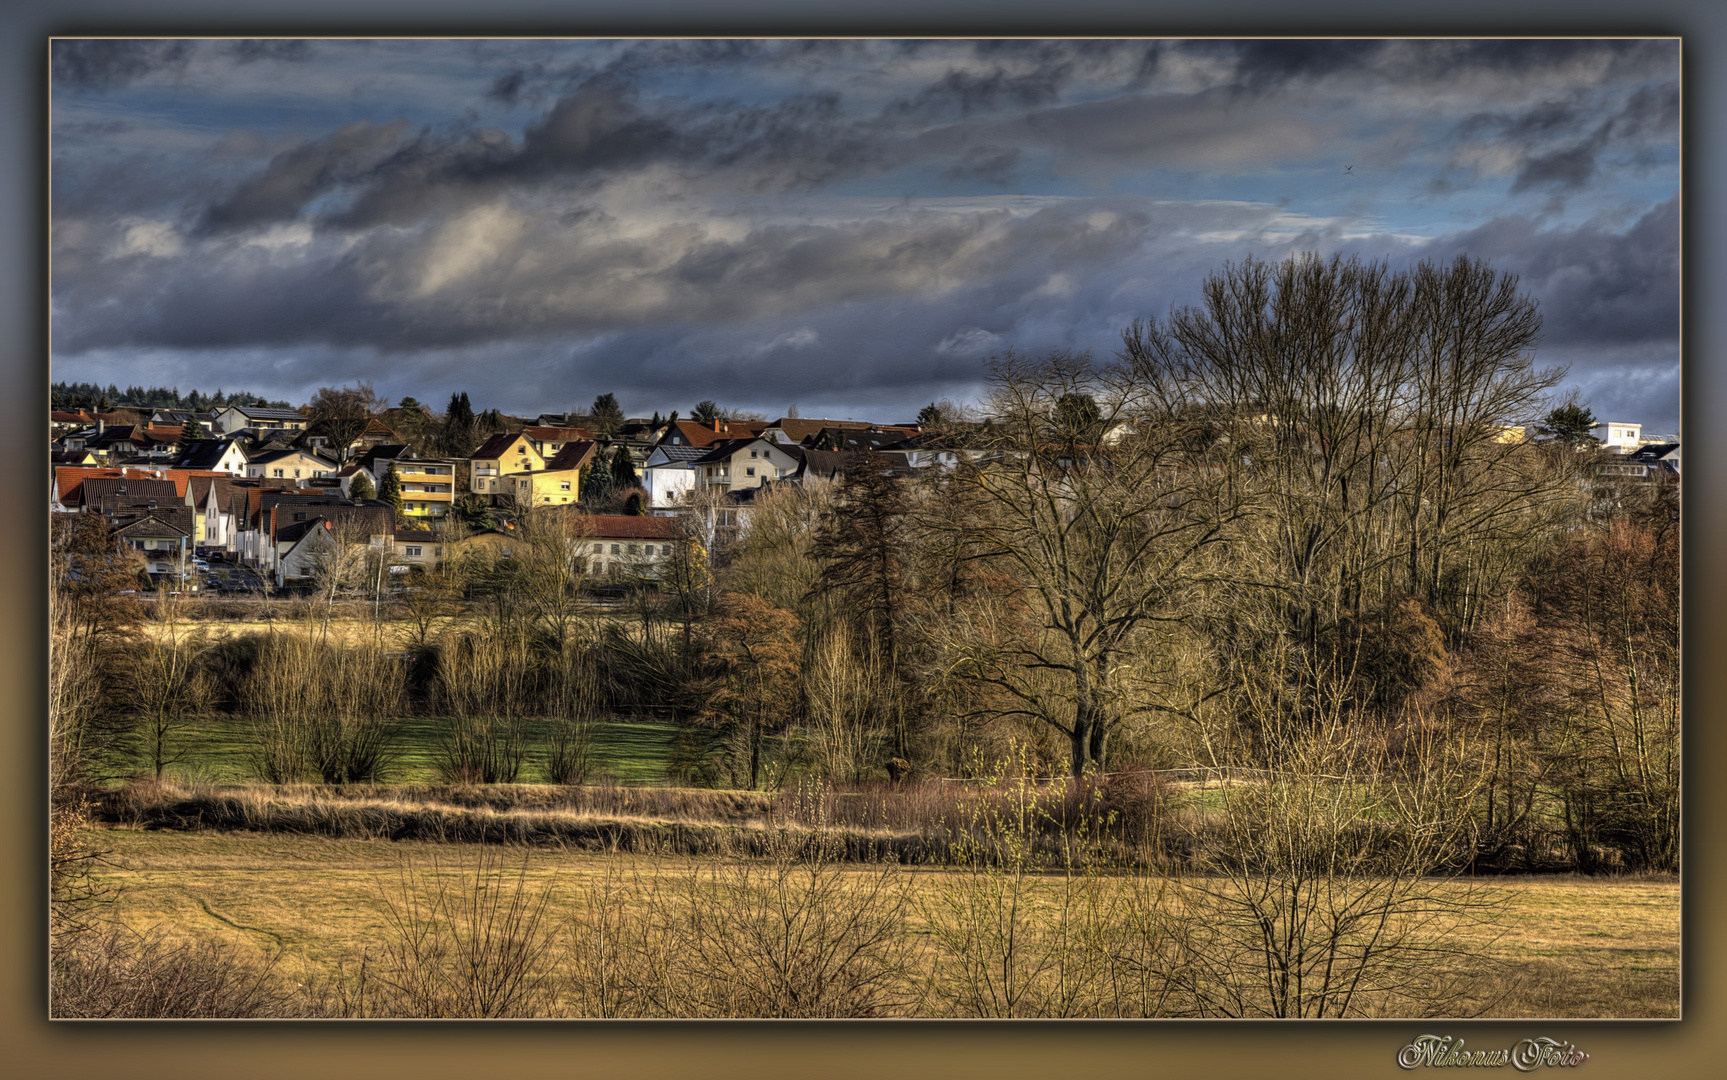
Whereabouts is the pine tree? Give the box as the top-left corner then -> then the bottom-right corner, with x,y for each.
179,417 -> 207,445
610,446 -> 639,490
348,470 -> 376,501
591,392 -> 624,438
376,463 -> 404,521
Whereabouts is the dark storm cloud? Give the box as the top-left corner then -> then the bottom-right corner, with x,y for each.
886,65 -> 1070,120
197,120 -> 413,232
1222,39 -> 1388,93
54,197 -> 1164,358
53,40 -> 193,91
1206,38 -> 1676,104
1414,197 -> 1678,348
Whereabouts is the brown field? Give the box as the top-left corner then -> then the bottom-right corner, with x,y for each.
76,827 -> 1680,1018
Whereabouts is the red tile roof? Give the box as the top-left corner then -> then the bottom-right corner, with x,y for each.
568,514 -> 684,540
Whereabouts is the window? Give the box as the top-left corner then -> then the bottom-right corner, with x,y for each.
644,545 -> 655,556
273,468 -> 284,478
293,512 -> 305,522
560,481 -> 571,491
628,544 -> 639,555
746,467 -> 756,477
404,545 -> 423,558
294,469 -> 302,478
750,450 -> 758,458
611,544 -> 620,554
593,543 -> 602,553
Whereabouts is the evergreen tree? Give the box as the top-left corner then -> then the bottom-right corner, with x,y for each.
1538,402 -> 1600,448
451,494 -> 497,532
348,470 -> 376,501
917,402 -> 945,428
691,400 -> 721,425
610,446 -> 639,490
179,417 -> 207,445
376,463 -> 404,521
591,392 -> 624,438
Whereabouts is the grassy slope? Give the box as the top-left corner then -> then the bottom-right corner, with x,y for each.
111,716 -> 679,786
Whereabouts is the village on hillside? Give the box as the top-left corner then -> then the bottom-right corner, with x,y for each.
48,383 -> 1680,596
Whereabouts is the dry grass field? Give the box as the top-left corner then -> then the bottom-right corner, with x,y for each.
77,827 -> 1679,1018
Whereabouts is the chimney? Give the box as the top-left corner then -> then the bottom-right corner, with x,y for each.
714,418 -> 721,433
97,418 -> 105,435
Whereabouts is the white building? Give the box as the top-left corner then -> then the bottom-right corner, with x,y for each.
1591,421 -> 1642,453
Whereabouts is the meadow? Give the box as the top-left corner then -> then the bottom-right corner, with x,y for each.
78,827 -> 1680,1019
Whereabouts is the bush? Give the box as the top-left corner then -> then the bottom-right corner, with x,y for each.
52,926 -> 296,1018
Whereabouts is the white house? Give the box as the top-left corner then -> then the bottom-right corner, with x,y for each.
1591,421 -> 1642,453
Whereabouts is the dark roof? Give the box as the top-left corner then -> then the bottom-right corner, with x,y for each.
523,425 -> 591,443
1629,442 -> 1680,460
648,444 -> 707,463
771,417 -> 893,443
804,427 -> 914,452
545,439 -> 598,471
688,437 -> 768,466
226,405 -> 306,421
173,438 -> 245,470
470,431 -> 528,460
80,477 -> 180,511
111,506 -> 195,539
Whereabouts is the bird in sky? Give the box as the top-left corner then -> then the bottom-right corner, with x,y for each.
1344,165 -> 1354,174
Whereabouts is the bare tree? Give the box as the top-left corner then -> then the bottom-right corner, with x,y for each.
946,349 -> 1243,776
308,382 -> 387,465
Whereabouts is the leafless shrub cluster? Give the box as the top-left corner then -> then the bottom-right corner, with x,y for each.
52,926 -> 297,1018
317,849 -> 562,1017
241,631 -> 405,784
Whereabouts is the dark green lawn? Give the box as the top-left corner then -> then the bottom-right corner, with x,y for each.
112,715 -> 679,786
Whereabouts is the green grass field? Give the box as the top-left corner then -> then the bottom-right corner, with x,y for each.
111,716 -> 680,786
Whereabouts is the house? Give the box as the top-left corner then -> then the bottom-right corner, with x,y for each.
390,528 -> 446,570
296,416 -> 404,459
382,456 -> 460,518
79,476 -> 180,515
273,505 -> 396,587
172,438 -> 249,475
522,425 -> 592,459
500,440 -> 597,506
1627,442 -> 1681,475
190,474 -> 254,553
212,404 -> 309,435
468,431 -> 545,496
1591,421 -> 1642,453
355,446 -> 460,517
760,417 -> 881,445
51,448 -> 102,467
688,437 -> 803,495
654,418 -> 770,451
569,514 -> 686,579
802,426 -> 916,452
640,443 -> 706,505
245,446 -> 339,484
111,506 -> 196,578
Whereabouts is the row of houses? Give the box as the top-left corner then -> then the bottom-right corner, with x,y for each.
52,462 -> 688,589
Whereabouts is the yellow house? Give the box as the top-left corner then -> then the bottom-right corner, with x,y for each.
392,458 -> 457,517
502,440 -> 597,506
469,431 -> 544,495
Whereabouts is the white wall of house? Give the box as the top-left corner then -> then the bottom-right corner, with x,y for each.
641,460 -> 695,505
1591,421 -> 1643,453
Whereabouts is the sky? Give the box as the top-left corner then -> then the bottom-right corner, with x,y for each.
49,38 -> 1681,433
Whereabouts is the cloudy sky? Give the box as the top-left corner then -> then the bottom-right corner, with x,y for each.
50,38 -> 1680,432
